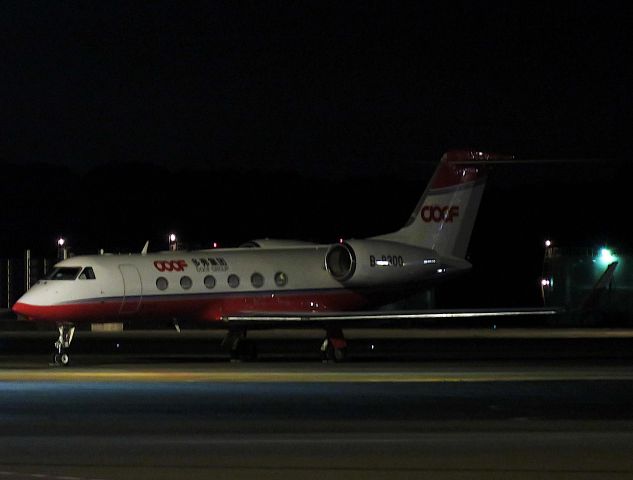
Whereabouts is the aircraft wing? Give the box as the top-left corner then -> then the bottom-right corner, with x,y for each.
222,307 -> 563,327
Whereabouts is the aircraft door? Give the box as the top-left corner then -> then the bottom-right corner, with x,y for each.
119,264 -> 142,314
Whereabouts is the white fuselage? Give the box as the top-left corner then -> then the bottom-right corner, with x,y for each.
14,243 -> 446,323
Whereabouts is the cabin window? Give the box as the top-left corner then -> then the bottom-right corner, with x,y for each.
251,272 -> 264,288
46,267 -> 81,281
78,267 -> 96,280
274,271 -> 288,287
156,277 -> 168,291
227,274 -> 240,288
204,275 -> 216,289
180,276 -> 193,290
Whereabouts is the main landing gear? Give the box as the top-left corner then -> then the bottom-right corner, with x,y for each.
221,327 -> 348,362
321,327 -> 347,362
222,329 -> 258,362
53,323 -> 75,367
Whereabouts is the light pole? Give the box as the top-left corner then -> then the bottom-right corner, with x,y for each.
57,237 -> 67,260
168,233 -> 178,251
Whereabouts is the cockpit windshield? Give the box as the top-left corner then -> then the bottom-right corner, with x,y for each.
46,267 -> 82,281
78,267 -> 96,280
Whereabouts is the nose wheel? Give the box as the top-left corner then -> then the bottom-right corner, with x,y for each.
53,323 -> 75,367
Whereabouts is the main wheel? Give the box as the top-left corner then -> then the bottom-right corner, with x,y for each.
237,340 -> 258,361
333,347 -> 346,362
324,342 -> 346,362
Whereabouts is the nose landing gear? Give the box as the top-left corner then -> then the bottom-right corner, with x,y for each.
53,323 -> 75,367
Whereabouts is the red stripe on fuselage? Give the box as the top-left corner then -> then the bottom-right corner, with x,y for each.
12,289 -> 370,324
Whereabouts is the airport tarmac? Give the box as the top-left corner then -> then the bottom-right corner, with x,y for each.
1,357 -> 633,382
4,327 -> 633,363
2,337 -> 633,479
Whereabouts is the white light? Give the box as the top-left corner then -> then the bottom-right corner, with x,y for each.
545,240 -> 552,247
212,242 -> 219,248
541,279 -> 550,286
57,237 -> 65,247
376,260 -> 389,266
169,233 -> 177,242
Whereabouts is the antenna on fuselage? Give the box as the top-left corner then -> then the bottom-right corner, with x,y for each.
141,241 -> 149,255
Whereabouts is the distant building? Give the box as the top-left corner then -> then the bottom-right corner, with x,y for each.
542,246 -> 631,325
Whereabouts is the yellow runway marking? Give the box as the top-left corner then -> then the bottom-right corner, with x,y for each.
1,369 -> 632,383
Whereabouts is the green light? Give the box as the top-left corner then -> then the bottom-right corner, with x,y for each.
597,248 -> 617,265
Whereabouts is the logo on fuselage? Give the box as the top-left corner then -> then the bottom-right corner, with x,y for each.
421,205 -> 459,223
153,260 -> 188,272
191,257 -> 229,273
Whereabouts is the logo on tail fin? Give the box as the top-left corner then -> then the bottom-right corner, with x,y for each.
421,205 -> 459,223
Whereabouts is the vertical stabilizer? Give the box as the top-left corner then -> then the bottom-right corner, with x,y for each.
374,150 -> 512,259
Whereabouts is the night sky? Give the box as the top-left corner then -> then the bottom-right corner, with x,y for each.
1,1 -> 631,306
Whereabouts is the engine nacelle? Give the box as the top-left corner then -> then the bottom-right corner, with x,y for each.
324,239 -> 440,287
240,239 -> 317,249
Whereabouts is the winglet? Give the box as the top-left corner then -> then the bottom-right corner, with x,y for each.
141,241 -> 149,255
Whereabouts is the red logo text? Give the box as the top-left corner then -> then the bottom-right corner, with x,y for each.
154,260 -> 188,272
421,205 -> 459,223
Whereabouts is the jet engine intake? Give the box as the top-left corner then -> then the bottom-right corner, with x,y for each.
325,243 -> 356,281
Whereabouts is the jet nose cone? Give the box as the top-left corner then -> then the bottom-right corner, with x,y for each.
12,301 -> 31,319
12,288 -> 47,320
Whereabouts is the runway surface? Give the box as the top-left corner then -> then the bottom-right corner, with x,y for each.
2,358 -> 633,382
4,327 -> 633,361
2,355 -> 633,479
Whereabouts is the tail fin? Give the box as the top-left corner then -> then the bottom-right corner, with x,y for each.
374,150 -> 512,259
